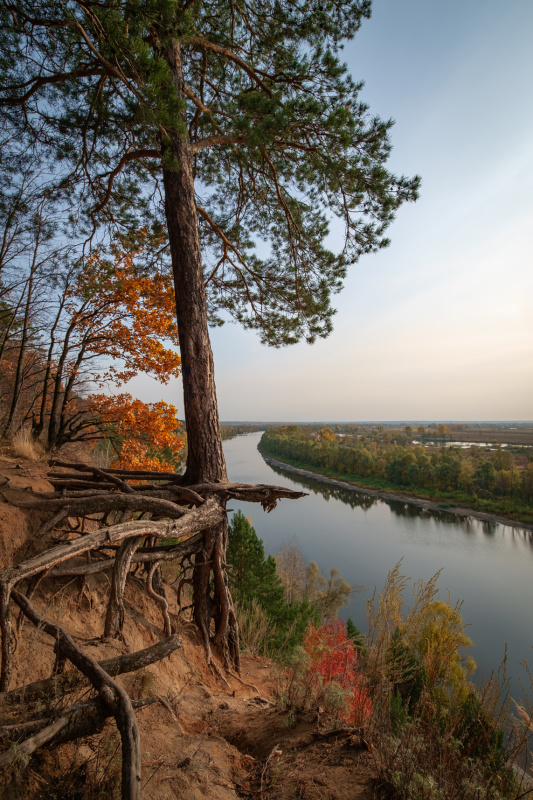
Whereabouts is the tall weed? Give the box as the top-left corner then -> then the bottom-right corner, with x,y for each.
366,563 -> 533,800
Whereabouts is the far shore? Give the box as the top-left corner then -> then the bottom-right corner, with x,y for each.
261,453 -> 533,532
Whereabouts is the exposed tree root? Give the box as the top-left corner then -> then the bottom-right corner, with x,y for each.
145,561 -> 172,637
0,457 -> 307,797
0,500 -> 222,690
10,591 -> 144,799
1,633 -> 183,706
226,669 -> 259,693
104,536 -> 144,639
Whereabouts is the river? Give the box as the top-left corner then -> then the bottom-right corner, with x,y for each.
224,432 -> 533,700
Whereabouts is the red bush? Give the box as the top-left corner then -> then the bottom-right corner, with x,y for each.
303,619 -> 371,725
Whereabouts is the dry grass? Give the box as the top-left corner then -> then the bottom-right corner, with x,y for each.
235,599 -> 271,656
89,439 -> 113,469
364,563 -> 533,800
10,428 -> 44,461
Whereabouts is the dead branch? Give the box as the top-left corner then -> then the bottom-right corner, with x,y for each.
10,591 -> 143,799
8,493 -> 188,518
186,481 -> 306,511
34,508 -> 70,538
44,470 -> 305,513
1,634 -> 183,706
0,697 -> 157,767
45,460 -> 305,507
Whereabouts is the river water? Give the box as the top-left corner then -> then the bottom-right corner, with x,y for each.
224,432 -> 533,700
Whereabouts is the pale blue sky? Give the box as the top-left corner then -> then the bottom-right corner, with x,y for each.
129,0 -> 533,421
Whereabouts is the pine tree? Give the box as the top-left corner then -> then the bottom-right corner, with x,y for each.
227,511 -> 317,657
227,511 -> 285,613
346,616 -> 367,655
0,0 -> 419,665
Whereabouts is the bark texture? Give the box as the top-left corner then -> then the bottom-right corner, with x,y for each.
161,37 -> 237,669
162,39 -> 226,487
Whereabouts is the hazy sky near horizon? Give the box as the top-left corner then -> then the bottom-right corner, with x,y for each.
128,0 -> 533,422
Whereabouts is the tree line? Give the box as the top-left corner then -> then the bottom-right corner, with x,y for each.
260,426 -> 533,521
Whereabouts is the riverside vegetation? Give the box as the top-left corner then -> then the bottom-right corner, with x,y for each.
226,513 -> 533,800
260,425 -> 533,525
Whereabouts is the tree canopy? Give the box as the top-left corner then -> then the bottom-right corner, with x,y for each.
0,0 -> 419,346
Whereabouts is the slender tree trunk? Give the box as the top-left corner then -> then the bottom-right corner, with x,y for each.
161,38 -> 238,669
47,318 -> 76,449
32,286 -> 66,440
4,270 -> 34,434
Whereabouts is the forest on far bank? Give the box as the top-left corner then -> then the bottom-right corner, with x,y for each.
260,424 -> 533,524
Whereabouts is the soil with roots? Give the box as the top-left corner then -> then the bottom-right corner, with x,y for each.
0,451 -> 377,799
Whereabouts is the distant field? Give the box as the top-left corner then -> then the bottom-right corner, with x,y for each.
431,428 -> 533,446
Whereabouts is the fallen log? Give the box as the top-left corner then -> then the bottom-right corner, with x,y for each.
0,696 -> 157,767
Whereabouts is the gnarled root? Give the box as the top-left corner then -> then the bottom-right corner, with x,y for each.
146,561 -> 172,637
10,591 -> 143,800
104,536 -> 143,639
193,517 -> 241,676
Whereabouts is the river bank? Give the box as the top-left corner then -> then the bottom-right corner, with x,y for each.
260,451 -> 533,532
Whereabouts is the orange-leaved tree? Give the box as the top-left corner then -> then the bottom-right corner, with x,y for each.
88,393 -> 184,472
25,232 -> 182,451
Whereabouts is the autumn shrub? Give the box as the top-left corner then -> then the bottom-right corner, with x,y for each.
366,564 -> 533,800
304,618 -> 372,725
277,618 -> 371,728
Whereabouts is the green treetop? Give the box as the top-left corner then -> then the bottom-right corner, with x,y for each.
0,0 -> 419,347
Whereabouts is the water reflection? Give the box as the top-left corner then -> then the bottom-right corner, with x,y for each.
265,456 -> 533,548
267,461 -> 379,511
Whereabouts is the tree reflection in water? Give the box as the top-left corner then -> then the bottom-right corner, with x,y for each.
266,460 -> 533,549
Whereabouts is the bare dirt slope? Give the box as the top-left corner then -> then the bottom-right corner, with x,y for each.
0,452 -> 377,799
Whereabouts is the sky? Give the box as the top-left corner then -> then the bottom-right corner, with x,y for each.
128,0 -> 533,422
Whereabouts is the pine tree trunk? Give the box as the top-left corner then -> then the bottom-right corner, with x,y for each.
162,38 -> 239,670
